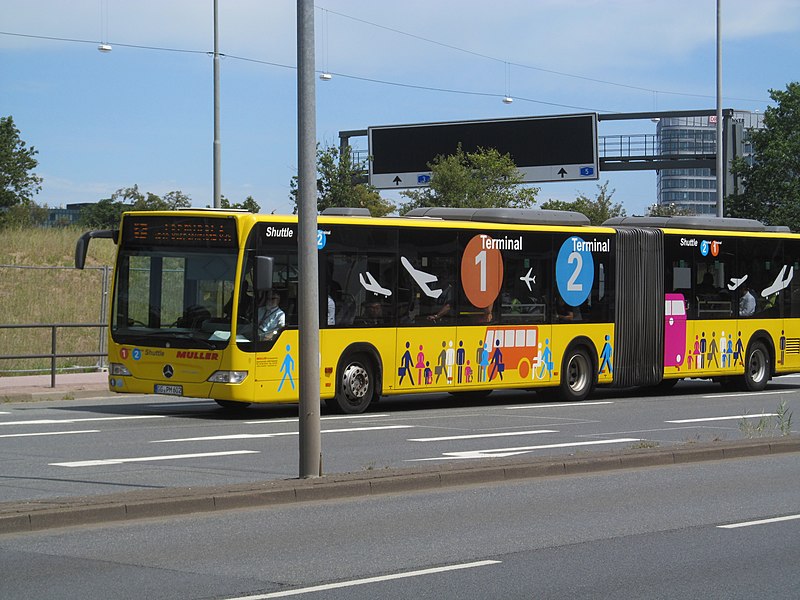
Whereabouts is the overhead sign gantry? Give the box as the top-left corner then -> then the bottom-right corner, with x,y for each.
368,113 -> 599,189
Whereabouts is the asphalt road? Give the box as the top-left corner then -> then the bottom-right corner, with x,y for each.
1,377 -> 799,503
2,451 -> 798,599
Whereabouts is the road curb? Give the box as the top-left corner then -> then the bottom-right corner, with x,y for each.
2,437 -> 798,535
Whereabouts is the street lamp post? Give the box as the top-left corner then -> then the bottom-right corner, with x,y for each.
213,0 -> 221,208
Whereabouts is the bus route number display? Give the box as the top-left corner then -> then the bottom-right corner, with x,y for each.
123,216 -> 238,247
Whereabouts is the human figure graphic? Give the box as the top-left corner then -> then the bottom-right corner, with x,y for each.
599,334 -> 613,374
707,332 -> 719,368
446,340 -> 455,384
416,345 -> 425,385
399,341 -> 414,386
278,344 -> 295,391
693,335 -> 702,369
538,338 -> 553,380
424,361 -> 432,385
464,360 -> 473,383
734,331 -> 744,367
726,336 -> 734,367
489,339 -> 504,381
435,341 -> 447,383
700,332 -> 707,368
720,331 -> 728,367
456,341 -> 466,383
479,342 -> 490,383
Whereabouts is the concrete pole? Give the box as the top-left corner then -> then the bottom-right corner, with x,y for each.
715,0 -> 724,217
297,0 -> 322,478
213,0 -> 221,208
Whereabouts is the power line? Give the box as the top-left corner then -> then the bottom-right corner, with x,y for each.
0,26 -> 767,108
319,5 -> 769,104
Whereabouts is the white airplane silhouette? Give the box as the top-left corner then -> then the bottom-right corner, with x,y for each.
761,265 -> 794,297
400,256 -> 443,299
359,271 -> 392,297
727,274 -> 748,291
519,267 -> 536,292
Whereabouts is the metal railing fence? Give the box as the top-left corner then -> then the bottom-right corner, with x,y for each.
0,323 -> 107,388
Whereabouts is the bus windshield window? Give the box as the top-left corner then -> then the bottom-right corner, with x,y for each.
112,248 -> 237,348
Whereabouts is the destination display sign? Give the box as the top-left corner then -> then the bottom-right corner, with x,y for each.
122,215 -> 238,247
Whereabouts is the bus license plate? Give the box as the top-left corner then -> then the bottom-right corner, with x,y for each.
155,384 -> 183,396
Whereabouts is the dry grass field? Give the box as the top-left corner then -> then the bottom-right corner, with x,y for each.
0,226 -> 117,375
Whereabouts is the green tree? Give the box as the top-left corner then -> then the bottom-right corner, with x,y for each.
0,116 -> 43,211
726,82 -> 800,230
540,182 -> 624,225
646,202 -> 692,217
398,145 -> 538,214
80,186 -> 193,228
290,144 -> 394,216
79,197 -> 126,228
219,195 -> 261,213
2,202 -> 49,227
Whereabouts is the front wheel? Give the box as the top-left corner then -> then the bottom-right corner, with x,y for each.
326,353 -> 376,414
559,347 -> 595,402
743,340 -> 770,391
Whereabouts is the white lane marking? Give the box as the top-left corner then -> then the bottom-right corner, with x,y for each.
0,415 -> 165,426
718,514 -> 800,529
224,560 -> 502,599
245,414 -> 390,424
0,411 -> 10,415
409,429 -> 558,442
409,438 -> 642,461
0,430 -> 99,439
505,401 -> 613,410
50,450 -> 259,468
151,425 -> 413,443
702,390 -> 797,399
667,413 -> 776,423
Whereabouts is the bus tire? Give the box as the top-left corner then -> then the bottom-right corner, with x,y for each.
743,340 -> 770,392
559,346 -> 594,402
329,353 -> 375,414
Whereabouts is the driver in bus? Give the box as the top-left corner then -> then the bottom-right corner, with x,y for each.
258,290 -> 285,341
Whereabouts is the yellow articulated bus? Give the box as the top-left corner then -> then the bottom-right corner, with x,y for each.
75,207 -> 800,413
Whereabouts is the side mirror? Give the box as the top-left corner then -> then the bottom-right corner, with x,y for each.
74,229 -> 117,269
254,256 -> 274,291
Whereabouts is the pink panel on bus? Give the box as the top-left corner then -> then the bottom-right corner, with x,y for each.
664,293 -> 687,368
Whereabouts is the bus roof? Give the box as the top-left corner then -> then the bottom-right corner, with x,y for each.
402,207 -> 590,227
602,215 -> 790,233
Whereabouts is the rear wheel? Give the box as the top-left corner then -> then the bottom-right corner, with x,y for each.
326,353 -> 376,414
559,347 -> 594,402
743,340 -> 770,391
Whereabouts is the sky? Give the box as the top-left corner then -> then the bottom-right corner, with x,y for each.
3,0 -> 799,217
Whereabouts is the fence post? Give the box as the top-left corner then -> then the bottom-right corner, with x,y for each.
50,325 -> 57,388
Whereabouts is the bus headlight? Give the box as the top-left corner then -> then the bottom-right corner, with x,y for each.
109,363 -> 132,376
208,371 -> 248,384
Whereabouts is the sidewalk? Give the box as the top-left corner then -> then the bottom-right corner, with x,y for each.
0,371 -> 110,403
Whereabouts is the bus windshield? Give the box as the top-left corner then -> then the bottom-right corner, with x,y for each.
111,247 -> 238,349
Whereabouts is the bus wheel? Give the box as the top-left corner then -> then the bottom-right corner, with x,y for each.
215,399 -> 250,410
743,340 -> 770,391
560,347 -> 594,402
331,353 -> 375,414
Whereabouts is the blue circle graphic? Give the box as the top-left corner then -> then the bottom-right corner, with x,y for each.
556,237 -> 594,307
